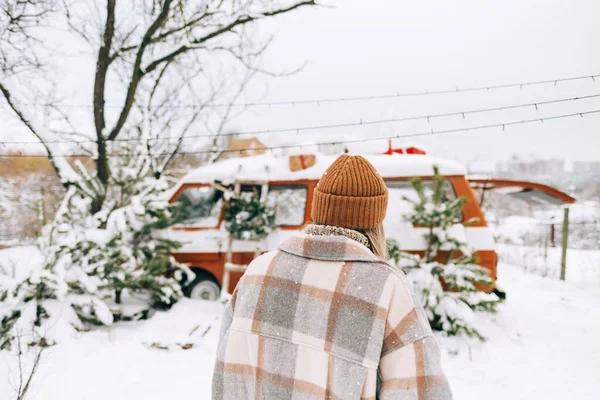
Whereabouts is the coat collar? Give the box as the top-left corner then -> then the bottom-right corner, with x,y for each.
303,224 -> 370,248
279,232 -> 384,263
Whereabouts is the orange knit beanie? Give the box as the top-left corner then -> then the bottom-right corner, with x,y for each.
311,154 -> 388,230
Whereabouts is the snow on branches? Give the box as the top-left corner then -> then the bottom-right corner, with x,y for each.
388,167 -> 501,340
0,144 -> 193,350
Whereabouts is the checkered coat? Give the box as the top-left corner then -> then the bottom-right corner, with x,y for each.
212,232 -> 452,399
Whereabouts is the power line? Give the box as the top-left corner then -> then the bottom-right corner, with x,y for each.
1,72 -> 598,109
3,108 -> 599,158
4,93 -> 600,145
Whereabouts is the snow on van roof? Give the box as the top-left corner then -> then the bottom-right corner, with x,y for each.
175,153 -> 466,187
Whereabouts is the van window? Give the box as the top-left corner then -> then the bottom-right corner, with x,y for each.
268,185 -> 308,226
175,186 -> 223,227
385,180 -> 463,223
239,184 -> 263,199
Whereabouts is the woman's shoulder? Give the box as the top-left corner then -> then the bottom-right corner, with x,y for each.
244,250 -> 280,274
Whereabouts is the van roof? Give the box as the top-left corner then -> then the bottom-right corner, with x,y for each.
174,153 -> 466,187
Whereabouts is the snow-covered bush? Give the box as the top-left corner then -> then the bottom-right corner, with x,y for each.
45,145 -> 194,310
0,259 -> 90,350
0,144 -> 193,349
388,167 -> 501,340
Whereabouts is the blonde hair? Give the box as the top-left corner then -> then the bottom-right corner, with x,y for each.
362,224 -> 388,260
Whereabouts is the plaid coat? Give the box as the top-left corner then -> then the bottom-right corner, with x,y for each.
212,232 -> 452,399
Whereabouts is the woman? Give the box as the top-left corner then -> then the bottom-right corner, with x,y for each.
213,154 -> 452,399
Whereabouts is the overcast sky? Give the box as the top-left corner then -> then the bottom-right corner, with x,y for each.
231,0 -> 600,168
1,0 -> 599,169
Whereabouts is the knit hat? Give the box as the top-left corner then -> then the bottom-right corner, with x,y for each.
311,154 -> 388,230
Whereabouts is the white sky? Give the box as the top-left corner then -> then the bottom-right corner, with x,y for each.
1,0 -> 599,168
231,0 -> 600,167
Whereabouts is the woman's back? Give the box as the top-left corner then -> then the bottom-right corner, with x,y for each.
212,232 -> 451,399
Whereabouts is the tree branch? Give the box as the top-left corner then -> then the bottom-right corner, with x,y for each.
93,0 -> 116,186
0,81 -> 79,185
193,1 -> 316,45
108,1 -> 316,142
142,43 -> 199,75
93,0 -> 116,139
62,0 -> 94,47
17,342 -> 44,400
147,58 -> 174,108
108,26 -> 141,63
114,11 -> 215,56
106,0 -> 174,141
142,1 -> 315,75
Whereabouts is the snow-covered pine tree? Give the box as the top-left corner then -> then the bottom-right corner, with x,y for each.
0,265 -> 73,350
43,144 -> 194,317
389,166 -> 501,340
0,143 -> 193,349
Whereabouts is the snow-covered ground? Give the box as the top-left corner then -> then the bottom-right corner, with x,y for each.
444,264 -> 600,400
1,246 -> 600,399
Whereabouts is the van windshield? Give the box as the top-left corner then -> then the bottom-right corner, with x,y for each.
175,186 -> 223,227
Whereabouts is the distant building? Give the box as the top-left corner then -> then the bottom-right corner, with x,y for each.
499,155 -> 565,177
494,155 -> 567,191
221,136 -> 267,159
573,161 -> 600,176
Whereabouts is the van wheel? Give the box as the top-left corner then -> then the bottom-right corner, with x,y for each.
184,272 -> 221,301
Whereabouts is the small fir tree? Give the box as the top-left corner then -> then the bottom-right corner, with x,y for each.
44,144 -> 193,313
1,144 -> 193,349
388,166 -> 501,340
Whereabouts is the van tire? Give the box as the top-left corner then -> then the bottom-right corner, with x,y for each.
184,271 -> 221,301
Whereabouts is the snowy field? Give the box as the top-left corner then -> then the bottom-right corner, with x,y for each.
497,243 -> 600,284
444,263 -> 600,399
1,247 -> 600,399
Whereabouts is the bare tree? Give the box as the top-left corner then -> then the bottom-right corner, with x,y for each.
0,0 -> 54,75
0,0 -> 79,182
1,0 -> 317,211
